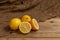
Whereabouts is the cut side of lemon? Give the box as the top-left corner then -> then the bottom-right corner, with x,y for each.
19,22 -> 31,34
30,19 -> 39,30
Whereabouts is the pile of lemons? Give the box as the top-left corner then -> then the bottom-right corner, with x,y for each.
9,15 -> 39,34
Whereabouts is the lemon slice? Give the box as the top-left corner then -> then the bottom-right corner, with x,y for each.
30,19 -> 39,30
19,22 -> 31,34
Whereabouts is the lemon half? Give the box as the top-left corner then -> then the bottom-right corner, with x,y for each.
30,19 -> 39,30
19,22 -> 31,34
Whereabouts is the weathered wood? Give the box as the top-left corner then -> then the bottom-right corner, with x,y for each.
8,38 -> 60,40
0,38 -> 7,40
1,38 -> 60,40
0,0 -> 60,39
0,18 -> 60,38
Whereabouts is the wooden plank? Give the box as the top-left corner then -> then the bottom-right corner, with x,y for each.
8,38 -> 60,40
0,18 -> 60,38
0,38 -> 7,40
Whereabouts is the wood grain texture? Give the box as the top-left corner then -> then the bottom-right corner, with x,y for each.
0,18 -> 60,38
0,0 -> 60,39
8,38 -> 60,40
0,38 -> 7,40
1,38 -> 60,40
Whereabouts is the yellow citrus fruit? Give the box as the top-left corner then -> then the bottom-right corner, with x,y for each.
9,18 -> 21,30
19,22 -> 31,34
30,19 -> 39,30
21,15 -> 31,22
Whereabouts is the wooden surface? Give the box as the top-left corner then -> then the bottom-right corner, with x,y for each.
0,0 -> 60,40
1,18 -> 60,40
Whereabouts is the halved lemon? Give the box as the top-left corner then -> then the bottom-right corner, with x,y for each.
30,19 -> 39,30
19,22 -> 31,34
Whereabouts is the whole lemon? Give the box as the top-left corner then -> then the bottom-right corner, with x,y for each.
21,15 -> 31,22
9,18 -> 21,30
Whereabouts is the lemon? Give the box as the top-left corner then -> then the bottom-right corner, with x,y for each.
21,15 -> 31,22
30,19 -> 39,30
19,22 -> 31,34
9,18 -> 21,30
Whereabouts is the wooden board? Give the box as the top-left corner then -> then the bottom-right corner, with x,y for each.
0,17 -> 60,38
1,38 -> 60,40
